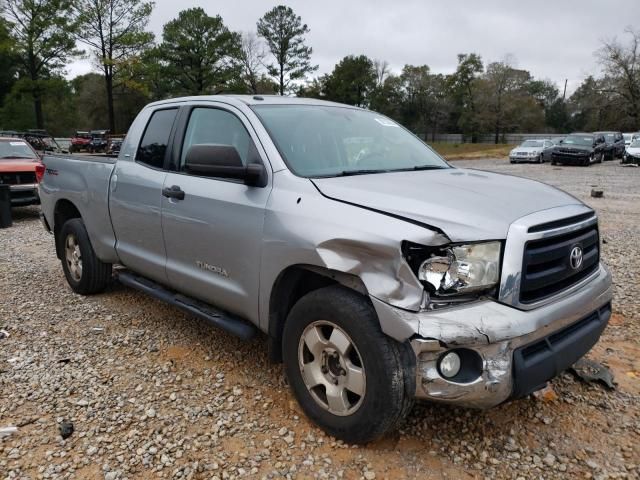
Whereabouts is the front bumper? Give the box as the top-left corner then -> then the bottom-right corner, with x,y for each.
552,154 -> 588,165
371,263 -> 613,408
622,155 -> 640,165
510,155 -> 538,162
8,183 -> 39,206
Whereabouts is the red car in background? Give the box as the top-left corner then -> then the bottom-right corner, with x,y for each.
70,131 -> 92,153
0,137 -> 45,206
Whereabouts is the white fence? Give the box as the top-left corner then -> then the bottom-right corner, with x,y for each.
423,133 -> 567,144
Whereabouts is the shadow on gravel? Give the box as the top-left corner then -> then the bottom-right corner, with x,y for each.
9,205 -> 41,223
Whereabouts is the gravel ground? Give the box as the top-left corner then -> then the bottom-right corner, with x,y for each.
1,158 -> 639,480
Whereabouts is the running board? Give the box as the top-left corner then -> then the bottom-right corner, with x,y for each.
116,270 -> 257,340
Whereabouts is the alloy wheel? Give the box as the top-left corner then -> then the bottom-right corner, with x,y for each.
298,320 -> 366,416
65,234 -> 83,282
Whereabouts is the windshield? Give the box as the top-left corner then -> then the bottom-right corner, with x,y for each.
630,139 -> 640,148
252,105 -> 449,177
603,133 -> 615,143
521,140 -> 543,148
624,134 -> 632,141
0,140 -> 38,159
563,135 -> 594,146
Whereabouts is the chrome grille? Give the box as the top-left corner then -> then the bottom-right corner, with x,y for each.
520,224 -> 599,303
498,206 -> 600,310
0,171 -> 36,185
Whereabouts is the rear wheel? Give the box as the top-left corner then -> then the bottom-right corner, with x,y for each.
58,218 -> 112,294
282,286 -> 414,444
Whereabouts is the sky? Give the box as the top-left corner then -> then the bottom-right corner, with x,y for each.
66,0 -> 640,96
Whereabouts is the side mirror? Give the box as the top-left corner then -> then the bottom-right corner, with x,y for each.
184,144 -> 267,187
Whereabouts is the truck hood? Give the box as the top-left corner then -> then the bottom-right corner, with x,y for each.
0,158 -> 40,172
312,168 -> 582,241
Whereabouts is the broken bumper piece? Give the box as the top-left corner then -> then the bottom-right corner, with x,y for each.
371,263 -> 613,408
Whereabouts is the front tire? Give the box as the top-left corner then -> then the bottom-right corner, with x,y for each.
58,218 -> 112,294
282,286 -> 414,444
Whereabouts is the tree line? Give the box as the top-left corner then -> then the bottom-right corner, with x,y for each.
0,1 -> 638,140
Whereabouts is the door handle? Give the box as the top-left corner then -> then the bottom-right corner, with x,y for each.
162,185 -> 185,200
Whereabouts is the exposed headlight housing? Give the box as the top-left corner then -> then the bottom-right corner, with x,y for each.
404,241 -> 501,297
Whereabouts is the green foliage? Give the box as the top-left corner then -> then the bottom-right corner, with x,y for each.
322,55 -> 376,107
447,53 -> 484,140
596,28 -> 640,129
155,8 -> 242,95
0,17 -> 17,106
369,74 -> 404,120
2,6 -> 637,140
257,5 -> 317,95
568,76 -> 613,131
72,0 -> 154,131
1,0 -> 79,128
0,76 -> 77,135
476,60 -> 544,143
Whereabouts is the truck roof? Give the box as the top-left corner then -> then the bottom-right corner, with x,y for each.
147,95 -> 357,109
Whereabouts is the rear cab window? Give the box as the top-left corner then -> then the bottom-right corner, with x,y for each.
136,108 -> 178,169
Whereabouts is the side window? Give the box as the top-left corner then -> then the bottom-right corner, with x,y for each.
136,108 -> 178,169
180,108 -> 255,170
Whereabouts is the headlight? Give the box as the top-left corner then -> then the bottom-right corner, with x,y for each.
411,241 -> 501,296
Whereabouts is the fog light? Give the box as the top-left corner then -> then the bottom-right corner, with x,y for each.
439,351 -> 461,378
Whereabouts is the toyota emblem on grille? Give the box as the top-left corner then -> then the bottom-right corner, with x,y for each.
569,245 -> 583,270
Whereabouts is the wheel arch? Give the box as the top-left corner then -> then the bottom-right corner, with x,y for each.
53,199 -> 82,259
267,264 -> 369,363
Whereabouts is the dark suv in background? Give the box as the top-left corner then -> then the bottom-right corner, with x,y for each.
594,131 -> 625,160
551,132 -> 606,166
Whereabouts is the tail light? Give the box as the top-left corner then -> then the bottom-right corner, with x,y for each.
35,163 -> 45,183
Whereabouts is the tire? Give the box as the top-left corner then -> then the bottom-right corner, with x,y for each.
58,218 -> 112,294
585,154 -> 594,166
282,285 -> 414,444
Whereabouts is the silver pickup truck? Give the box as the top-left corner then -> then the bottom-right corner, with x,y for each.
39,95 -> 613,443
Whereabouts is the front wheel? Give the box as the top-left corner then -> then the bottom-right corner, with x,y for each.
58,218 -> 112,294
282,286 -> 414,444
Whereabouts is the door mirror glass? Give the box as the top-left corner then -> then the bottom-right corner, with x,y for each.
184,144 -> 266,187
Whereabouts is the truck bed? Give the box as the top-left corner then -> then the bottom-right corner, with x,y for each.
39,153 -> 119,263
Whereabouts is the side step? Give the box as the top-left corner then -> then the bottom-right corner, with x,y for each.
116,270 -> 258,340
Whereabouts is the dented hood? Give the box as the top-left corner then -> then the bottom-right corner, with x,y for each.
312,168 -> 581,242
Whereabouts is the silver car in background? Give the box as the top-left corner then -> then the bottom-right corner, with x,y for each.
623,132 -> 640,148
509,139 -> 555,163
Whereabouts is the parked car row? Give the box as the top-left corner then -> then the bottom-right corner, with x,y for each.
510,130 -> 636,167
0,129 -> 67,155
69,130 -> 124,155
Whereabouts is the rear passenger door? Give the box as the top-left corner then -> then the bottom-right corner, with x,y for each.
110,107 -> 178,284
161,103 -> 272,322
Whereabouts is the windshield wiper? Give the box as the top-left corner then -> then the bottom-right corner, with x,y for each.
336,169 -> 389,177
392,165 -> 447,172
